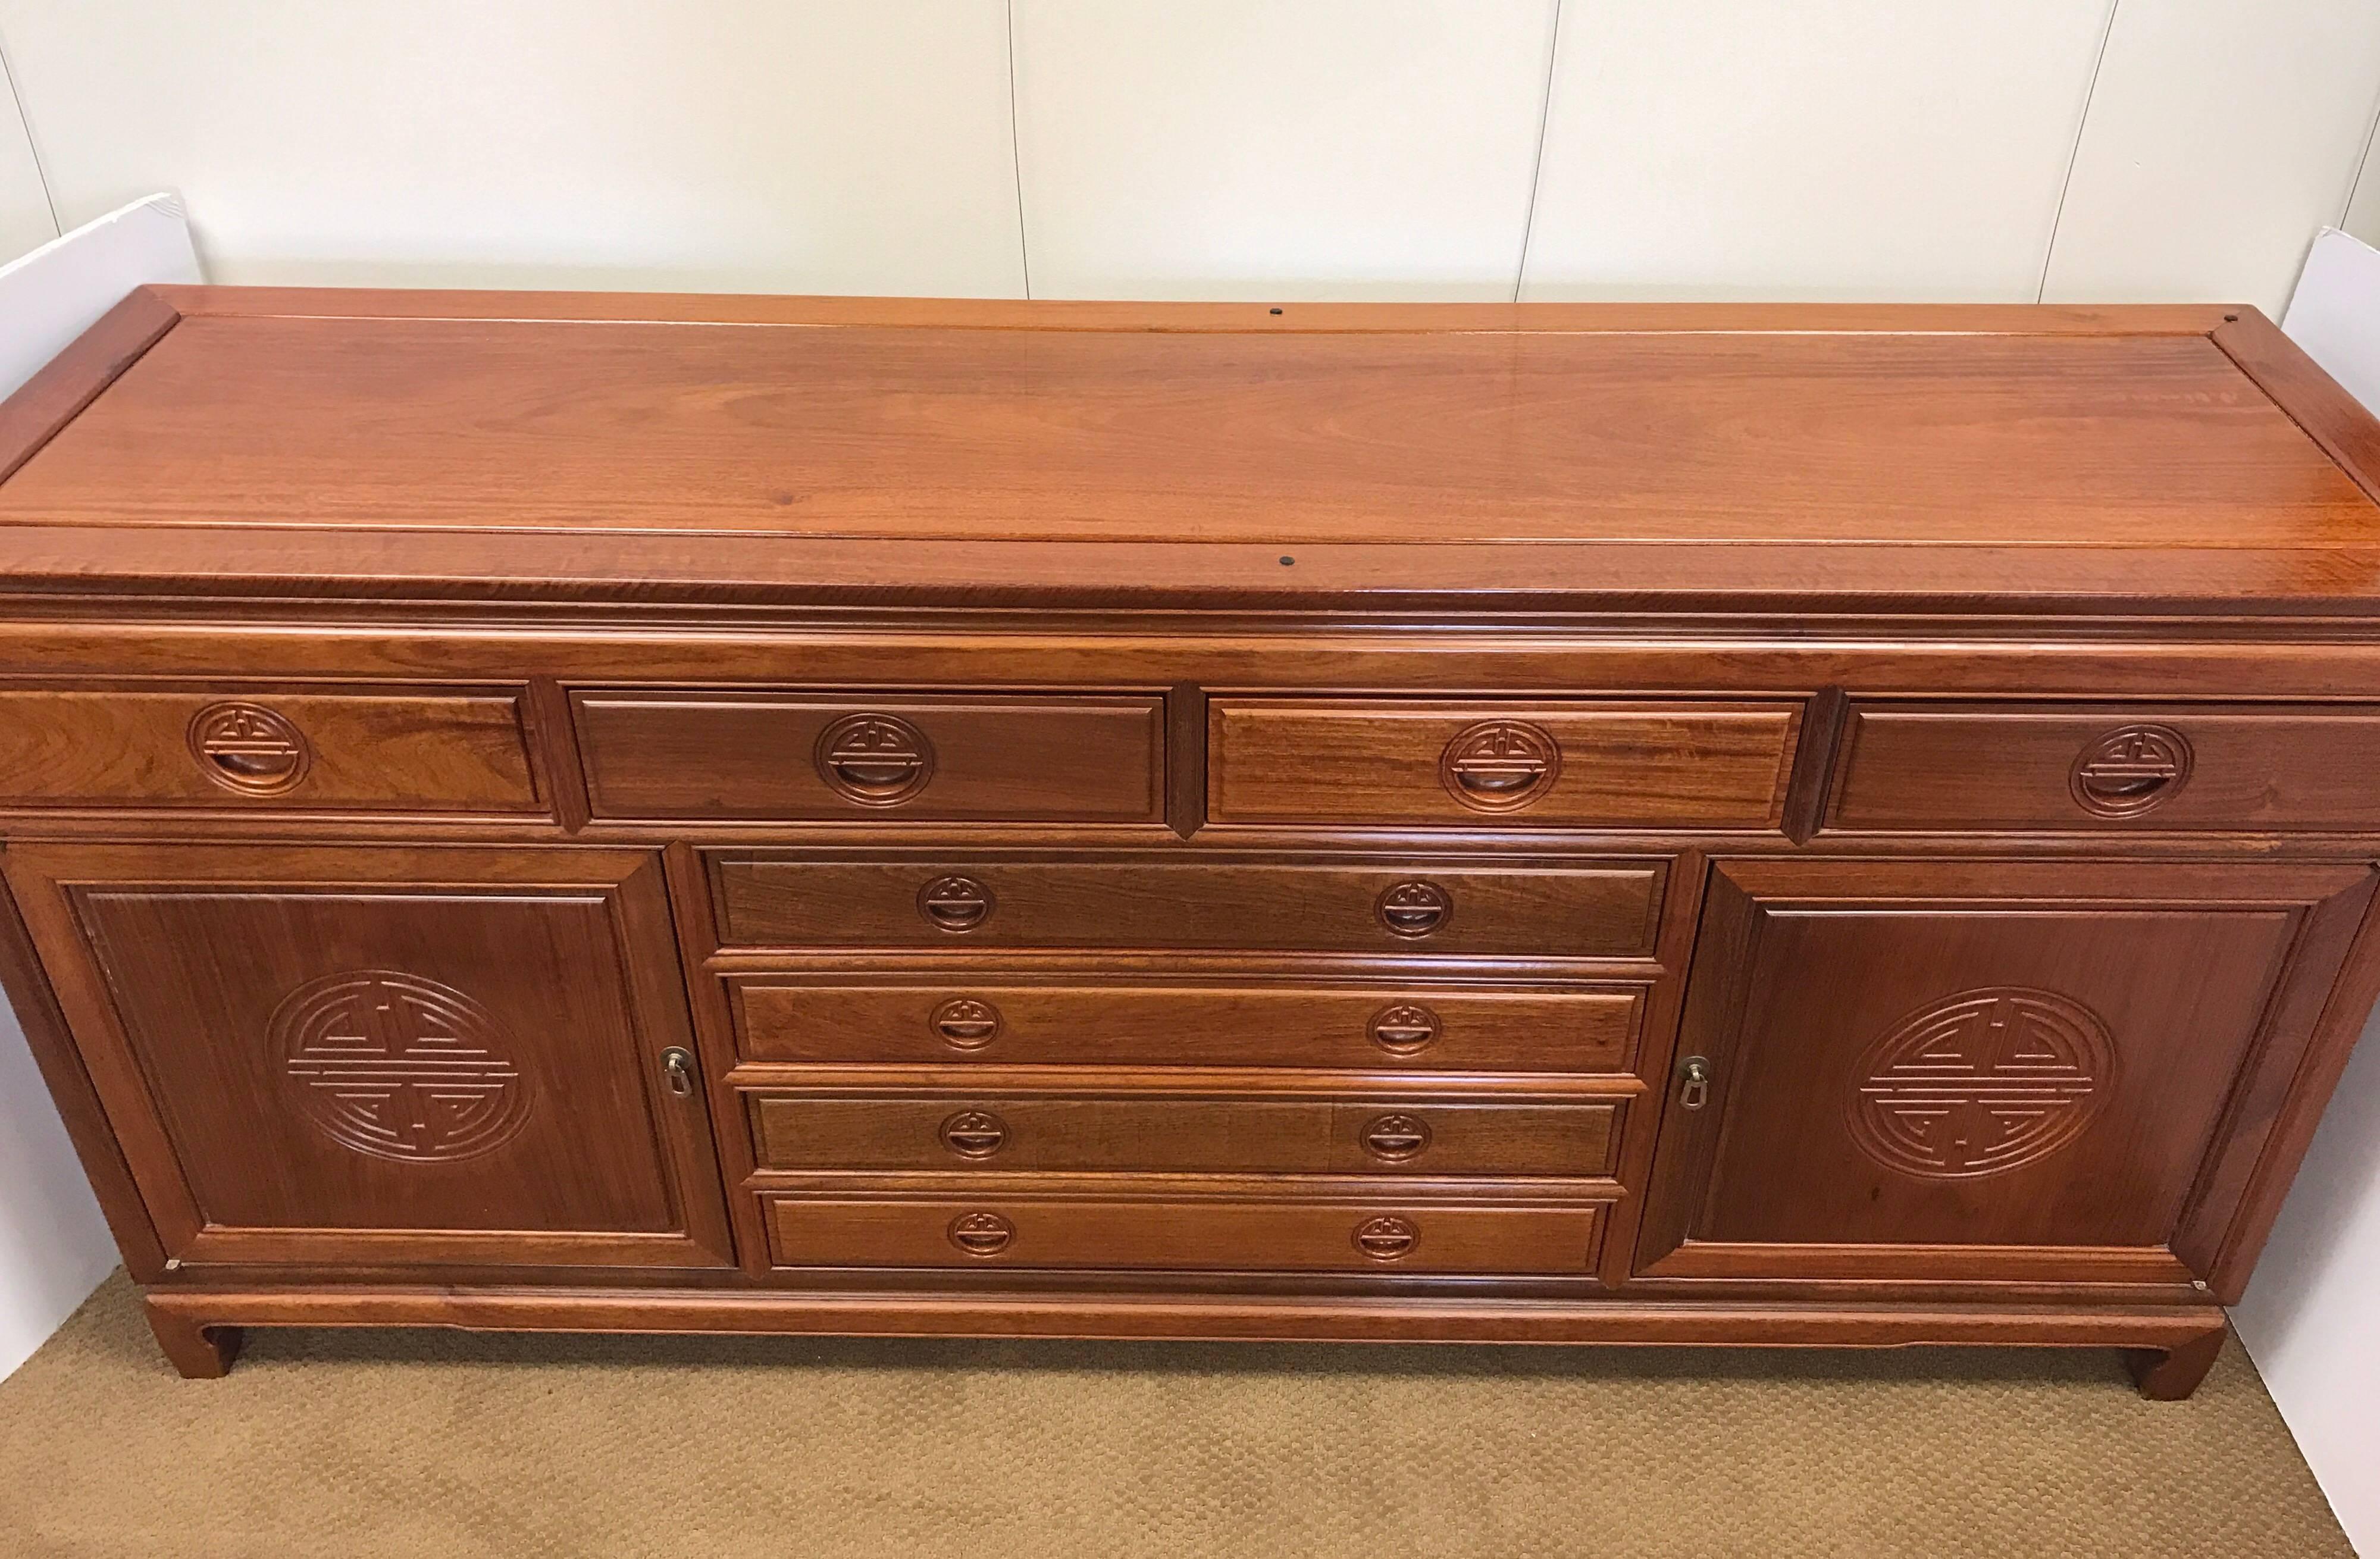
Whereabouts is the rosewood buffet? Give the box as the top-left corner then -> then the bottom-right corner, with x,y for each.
5,287 -> 2379,1400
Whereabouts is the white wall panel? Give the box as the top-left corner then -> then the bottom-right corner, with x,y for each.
2346,132 -> 2380,249
2043,0 -> 2380,315
0,55 -> 54,262
1521,0 -> 2112,302
1012,1 -> 1557,300
0,1 -> 1025,295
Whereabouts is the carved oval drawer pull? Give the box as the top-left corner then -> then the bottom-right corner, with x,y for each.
930,997 -> 1003,1050
1360,1113 -> 1430,1162
918,875 -> 995,932
187,702 -> 312,797
1439,719 -> 1562,812
1375,881 -> 1452,938
815,712 -> 936,806
1352,1214 -> 1419,1261
1368,1003 -> 1442,1055
947,1210 -> 1015,1256
2069,724 -> 2193,818
939,1110 -> 1010,1159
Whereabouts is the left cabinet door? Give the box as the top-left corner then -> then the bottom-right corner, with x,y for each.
4,844 -> 735,1271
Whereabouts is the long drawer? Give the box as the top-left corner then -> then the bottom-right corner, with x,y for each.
1827,702 -> 2380,831
762,1192 -> 1607,1274
571,690 -> 1165,822
709,851 -> 1665,957
726,976 -> 1647,1072
1209,698 -> 1802,827
0,683 -> 543,812
746,1092 -> 1623,1176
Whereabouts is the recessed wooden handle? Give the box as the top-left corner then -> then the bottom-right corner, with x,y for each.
1352,1215 -> 1418,1261
815,712 -> 935,806
917,875 -> 995,932
1375,882 -> 1451,938
1440,719 -> 1561,813
2069,724 -> 2192,818
1361,1113 -> 1430,1162
939,1110 -> 1009,1159
1369,1003 -> 1442,1055
930,997 -> 1003,1050
947,1211 -> 1014,1256
187,701 -> 312,797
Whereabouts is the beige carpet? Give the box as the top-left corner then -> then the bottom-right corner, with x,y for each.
0,1273 -> 2348,1558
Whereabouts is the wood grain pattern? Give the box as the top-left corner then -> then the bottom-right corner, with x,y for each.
1208,699 -> 1800,828
726,976 -> 1646,1072
4,290 -> 2379,1394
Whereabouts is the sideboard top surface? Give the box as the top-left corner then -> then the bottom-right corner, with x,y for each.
3,287 -> 2378,613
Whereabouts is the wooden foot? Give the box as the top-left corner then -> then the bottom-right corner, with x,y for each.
145,1303 -> 243,1379
2125,1323 -> 2227,1401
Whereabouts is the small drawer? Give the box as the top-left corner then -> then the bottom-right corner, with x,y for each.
1827,703 -> 2380,832
709,851 -> 1664,957
571,690 -> 1164,821
728,977 -> 1646,1072
1208,699 -> 1802,828
747,1092 -> 1622,1176
0,684 -> 543,812
762,1191 -> 1606,1274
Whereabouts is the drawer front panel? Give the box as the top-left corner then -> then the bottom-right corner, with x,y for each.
763,1193 -> 1605,1274
729,978 -> 1646,1072
571,690 -> 1164,821
1828,703 -> 2380,831
748,1094 -> 1622,1176
0,687 -> 542,812
710,854 -> 1664,956
1210,699 -> 1802,828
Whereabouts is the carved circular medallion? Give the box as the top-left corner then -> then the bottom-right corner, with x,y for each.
1374,881 -> 1452,939
1368,1002 -> 1443,1056
939,1110 -> 1010,1159
947,1210 -> 1015,1257
272,971 -> 530,1163
918,875 -> 995,933
1352,1214 -> 1420,1261
1847,986 -> 2116,1180
930,997 -> 1003,1050
2069,724 -> 2193,818
1439,719 -> 1562,813
815,713 -> 936,807
1361,1113 -> 1432,1162
187,701 -> 312,796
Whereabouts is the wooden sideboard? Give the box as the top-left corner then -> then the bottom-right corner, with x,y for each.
5,288 -> 2380,1399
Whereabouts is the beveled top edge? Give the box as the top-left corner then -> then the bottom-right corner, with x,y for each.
148,285 -> 2245,337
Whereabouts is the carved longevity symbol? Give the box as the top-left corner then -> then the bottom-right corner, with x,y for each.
1439,719 -> 1562,812
815,712 -> 935,806
1847,987 -> 2115,1179
273,971 -> 531,1162
2069,724 -> 2193,817
187,700 -> 312,796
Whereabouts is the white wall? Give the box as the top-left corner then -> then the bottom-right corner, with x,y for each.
4,0 -> 2380,310
0,41 -> 55,258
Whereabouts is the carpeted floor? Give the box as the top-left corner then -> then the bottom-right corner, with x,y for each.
0,1273 -> 2350,1558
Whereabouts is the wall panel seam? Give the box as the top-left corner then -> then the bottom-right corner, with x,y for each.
0,20 -> 60,238
2035,0 -> 2123,304
1005,0 -> 1034,300
1512,0 -> 1567,303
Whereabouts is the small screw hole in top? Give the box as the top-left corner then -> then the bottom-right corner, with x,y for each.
1280,555 -> 1295,566
1270,307 -> 1283,315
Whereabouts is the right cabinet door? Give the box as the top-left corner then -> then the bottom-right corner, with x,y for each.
1636,859 -> 2375,1292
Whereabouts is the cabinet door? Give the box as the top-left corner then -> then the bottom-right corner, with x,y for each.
1637,859 -> 2375,1291
5,844 -> 734,1270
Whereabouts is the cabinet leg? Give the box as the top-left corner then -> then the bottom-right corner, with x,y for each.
2125,1322 -> 2227,1401
145,1303 -> 243,1379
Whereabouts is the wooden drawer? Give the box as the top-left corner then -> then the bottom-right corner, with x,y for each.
747,1092 -> 1622,1176
1208,699 -> 1801,828
1827,702 -> 2380,831
0,684 -> 543,812
709,851 -> 1665,957
763,1191 -> 1606,1274
571,690 -> 1164,821
728,976 -> 1646,1072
